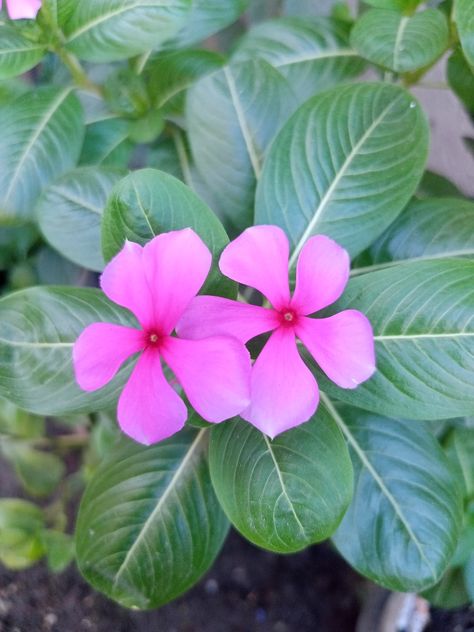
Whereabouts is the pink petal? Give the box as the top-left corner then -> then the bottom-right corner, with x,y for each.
100,240 -> 155,330
220,225 -> 290,310
6,0 -> 41,19
176,296 -> 278,343
118,348 -> 187,445
161,336 -> 251,423
73,323 -> 144,392
241,328 -> 319,438
296,311 -> 376,389
291,235 -> 350,315
142,228 -> 212,335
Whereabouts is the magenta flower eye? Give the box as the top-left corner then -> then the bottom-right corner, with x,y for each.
177,225 -> 376,439
1,0 -> 42,19
72,229 -> 251,446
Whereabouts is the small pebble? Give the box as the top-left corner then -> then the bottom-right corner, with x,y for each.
204,578 -> 219,595
44,612 -> 58,627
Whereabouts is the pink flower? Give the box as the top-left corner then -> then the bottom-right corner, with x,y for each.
178,226 -> 376,438
73,229 -> 251,445
2,0 -> 42,19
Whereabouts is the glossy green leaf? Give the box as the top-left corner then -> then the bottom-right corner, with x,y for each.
101,168 -> 235,297
330,402 -> 463,592
0,499 -> 45,570
233,17 -> 364,103
64,0 -> 192,62
0,286 -> 136,416
76,428 -> 229,609
350,8 -> 448,73
352,197 -> 474,276
454,0 -> 474,67
256,82 -> 429,261
209,409 -> 353,553
0,26 -> 45,80
0,87 -> 84,223
187,60 -> 295,232
448,47 -> 474,115
320,260 -> 474,419
79,118 -> 133,168
37,167 -> 124,272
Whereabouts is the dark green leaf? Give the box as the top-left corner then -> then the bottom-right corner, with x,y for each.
234,17 -> 364,103
454,0 -> 474,67
445,426 -> 474,500
0,26 -> 45,80
417,170 -> 463,199
79,118 -> 133,168
209,409 -> 353,553
255,82 -> 429,260
101,168 -> 235,297
76,428 -> 229,609
0,286 -> 136,416
187,60 -> 295,232
350,8 -> 449,73
0,87 -> 84,223
330,401 -> 463,592
448,47 -> 474,115
423,566 -> 470,608
37,167 -> 124,272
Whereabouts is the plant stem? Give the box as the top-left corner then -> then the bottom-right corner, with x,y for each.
55,48 -> 102,96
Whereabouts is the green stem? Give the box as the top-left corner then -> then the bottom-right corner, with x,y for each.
55,48 -> 102,96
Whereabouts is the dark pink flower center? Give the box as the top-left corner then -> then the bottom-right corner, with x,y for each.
145,330 -> 163,349
278,307 -> 299,328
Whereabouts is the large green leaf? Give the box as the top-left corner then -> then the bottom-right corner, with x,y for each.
329,401 -> 463,592
209,409 -> 353,553
0,26 -> 45,80
352,197 -> 474,276
64,0 -> 192,62
36,167 -> 124,272
0,87 -> 84,223
0,286 -> 136,416
255,82 -> 429,261
187,60 -> 295,232
76,428 -> 229,609
350,8 -> 449,73
233,17 -> 364,103
79,118 -> 133,168
454,0 -> 474,67
101,168 -> 235,297
319,260 -> 474,419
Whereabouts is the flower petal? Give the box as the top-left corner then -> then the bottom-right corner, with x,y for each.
118,349 -> 187,445
176,296 -> 278,343
100,240 -> 155,329
296,311 -> 376,389
220,225 -> 290,309
6,0 -> 41,19
142,228 -> 212,335
241,328 -> 319,438
161,336 -> 251,423
291,235 -> 350,315
73,323 -> 144,392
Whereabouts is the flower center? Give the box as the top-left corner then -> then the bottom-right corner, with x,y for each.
278,308 -> 299,328
146,331 -> 162,348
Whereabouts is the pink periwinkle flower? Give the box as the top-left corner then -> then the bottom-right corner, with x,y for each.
73,229 -> 251,446
2,0 -> 42,19
178,225 -> 376,439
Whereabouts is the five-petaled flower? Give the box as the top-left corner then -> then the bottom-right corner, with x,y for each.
73,229 -> 251,446
178,225 -> 376,438
2,0 -> 42,19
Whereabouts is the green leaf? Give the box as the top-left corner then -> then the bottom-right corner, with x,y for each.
4,443 -> 65,497
37,167 -> 124,272
350,8 -> 449,73
255,82 -> 429,261
187,60 -> 295,232
423,566 -> 470,608
164,0 -> 248,48
79,118 -> 133,168
320,260 -> 474,420
0,286 -> 137,416
329,401 -> 463,592
144,49 -> 224,115
233,17 -> 364,103
0,26 -> 45,80
417,170 -> 464,199
0,87 -> 84,223
363,0 -> 424,10
41,530 -> 75,573
454,0 -> 474,67
448,47 -> 474,115
352,197 -> 474,275
0,499 -> 45,570
464,553 -> 474,602
0,398 -> 44,438
445,426 -> 474,500
64,0 -> 192,63
209,409 -> 353,554
101,168 -> 235,297
76,428 -> 229,610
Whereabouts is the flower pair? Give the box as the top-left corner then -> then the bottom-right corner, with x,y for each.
73,226 -> 375,444
2,0 -> 41,19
